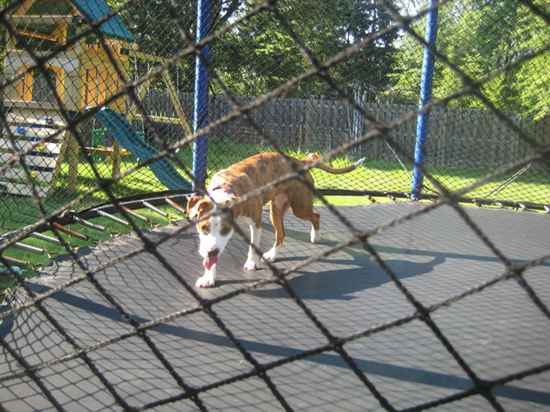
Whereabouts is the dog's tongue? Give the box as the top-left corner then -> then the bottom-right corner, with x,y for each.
203,256 -> 218,270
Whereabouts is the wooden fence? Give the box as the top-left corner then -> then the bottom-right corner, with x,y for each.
141,91 -> 549,169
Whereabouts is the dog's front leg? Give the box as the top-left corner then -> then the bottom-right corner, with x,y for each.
243,223 -> 262,271
196,265 -> 216,288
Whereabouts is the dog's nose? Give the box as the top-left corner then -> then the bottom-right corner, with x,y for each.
208,249 -> 219,258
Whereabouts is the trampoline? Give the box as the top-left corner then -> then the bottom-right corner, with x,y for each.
1,203 -> 549,411
1,0 -> 549,410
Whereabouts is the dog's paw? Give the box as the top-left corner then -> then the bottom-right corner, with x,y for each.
310,228 -> 321,243
262,247 -> 278,262
243,259 -> 260,271
195,275 -> 215,288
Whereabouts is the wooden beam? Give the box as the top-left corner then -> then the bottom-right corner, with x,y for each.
111,141 -> 121,177
126,49 -> 189,70
66,132 -> 80,192
161,70 -> 193,136
10,15 -> 76,22
51,222 -> 88,241
128,50 -> 168,64
128,113 -> 186,126
13,0 -> 36,16
83,146 -> 130,157
52,20 -> 68,44
16,29 -> 58,43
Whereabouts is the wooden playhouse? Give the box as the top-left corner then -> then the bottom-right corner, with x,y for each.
1,0 -> 134,196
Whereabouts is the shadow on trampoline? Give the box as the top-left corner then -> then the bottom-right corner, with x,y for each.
250,253 -> 446,301
283,226 -> 550,269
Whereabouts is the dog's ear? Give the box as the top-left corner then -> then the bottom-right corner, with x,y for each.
217,194 -> 241,210
195,200 -> 213,217
185,192 -> 204,215
305,152 -> 321,162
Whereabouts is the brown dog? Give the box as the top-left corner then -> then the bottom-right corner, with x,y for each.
186,152 -> 364,287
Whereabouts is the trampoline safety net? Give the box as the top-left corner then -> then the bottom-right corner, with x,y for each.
0,0 -> 549,411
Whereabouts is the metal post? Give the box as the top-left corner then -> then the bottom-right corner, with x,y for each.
192,0 -> 211,190
411,0 -> 439,200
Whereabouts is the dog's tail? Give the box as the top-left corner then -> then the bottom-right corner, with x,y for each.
303,153 -> 365,175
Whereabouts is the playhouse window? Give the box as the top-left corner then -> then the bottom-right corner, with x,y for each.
84,67 -> 109,107
17,66 -> 64,103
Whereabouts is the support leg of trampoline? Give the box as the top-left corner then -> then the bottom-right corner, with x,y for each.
192,0 -> 211,191
411,0 -> 439,200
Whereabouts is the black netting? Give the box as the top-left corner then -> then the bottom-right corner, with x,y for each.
0,0 -> 549,411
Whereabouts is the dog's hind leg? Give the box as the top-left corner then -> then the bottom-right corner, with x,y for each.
263,193 -> 288,262
302,209 -> 321,243
242,204 -> 263,271
290,194 -> 320,244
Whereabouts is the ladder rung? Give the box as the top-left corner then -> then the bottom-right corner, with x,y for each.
96,210 -> 130,226
142,201 -> 168,218
165,197 -> 186,215
73,216 -> 106,232
51,222 -> 89,240
30,232 -> 61,244
121,206 -> 150,222
1,255 -> 30,266
14,242 -> 45,254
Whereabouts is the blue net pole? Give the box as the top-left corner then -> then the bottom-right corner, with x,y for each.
411,0 -> 439,200
192,0 -> 211,190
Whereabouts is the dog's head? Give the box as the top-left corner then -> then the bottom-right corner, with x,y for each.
186,193 -> 235,269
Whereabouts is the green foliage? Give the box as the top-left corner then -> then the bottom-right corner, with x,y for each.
105,0 -> 398,98
388,0 -> 549,120
513,2 -> 550,121
215,0 -> 398,97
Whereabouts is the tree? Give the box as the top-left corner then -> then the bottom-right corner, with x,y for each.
387,0 -> 549,120
513,2 -> 550,121
106,0 -> 399,98
214,0 -> 399,98
388,0 -> 550,119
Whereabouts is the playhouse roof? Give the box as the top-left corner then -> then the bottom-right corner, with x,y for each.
72,0 -> 134,42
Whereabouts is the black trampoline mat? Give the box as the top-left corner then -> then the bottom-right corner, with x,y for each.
1,203 -> 549,411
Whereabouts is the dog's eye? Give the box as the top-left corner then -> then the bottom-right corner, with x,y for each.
200,223 -> 210,234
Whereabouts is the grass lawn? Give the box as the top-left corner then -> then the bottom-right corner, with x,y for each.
3,141 -> 547,230
0,204 -> 182,301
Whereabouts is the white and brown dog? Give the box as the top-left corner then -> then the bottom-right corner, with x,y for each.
186,152 -> 364,288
